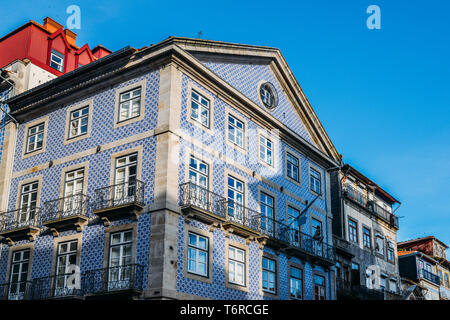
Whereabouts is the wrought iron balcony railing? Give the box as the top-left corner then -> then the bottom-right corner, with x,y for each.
420,269 -> 441,286
179,182 -> 226,219
373,204 -> 399,228
0,281 -> 32,300
0,207 -> 40,232
179,183 -> 335,262
179,182 -> 262,233
29,273 -> 83,300
342,185 -> 368,208
93,180 -> 145,212
82,264 -> 144,296
41,194 -> 89,223
263,216 -> 335,262
224,199 -> 261,232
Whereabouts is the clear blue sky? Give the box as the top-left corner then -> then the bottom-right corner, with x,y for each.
2,0 -> 449,245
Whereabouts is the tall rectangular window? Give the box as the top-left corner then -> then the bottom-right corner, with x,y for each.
227,176 -> 244,223
287,206 -> 301,245
190,90 -> 210,128
114,153 -> 138,203
54,240 -> 78,296
188,156 -> 209,209
286,152 -> 299,182
188,156 -> 209,188
8,249 -> 30,300
63,169 -> 84,215
387,242 -> 395,262
187,232 -> 208,277
108,230 -> 133,290
262,257 -> 276,294
376,235 -> 384,256
363,227 -> 372,249
69,106 -> 89,139
313,275 -> 326,300
310,168 -> 321,194
26,123 -> 45,153
227,115 -> 244,148
289,267 -> 302,300
260,192 -> 274,236
18,181 -> 38,225
259,136 -> 273,166
118,87 -> 141,122
348,219 -> 358,243
228,246 -> 245,286
50,50 -> 64,72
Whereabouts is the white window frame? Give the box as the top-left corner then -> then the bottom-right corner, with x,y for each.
187,232 -> 209,277
54,240 -> 78,296
310,167 -> 322,195
260,191 -> 275,236
286,152 -> 300,183
68,106 -> 89,139
118,87 -> 142,123
228,246 -> 245,286
50,50 -> 64,72
108,230 -> 133,290
18,181 -> 39,225
262,257 -> 276,294
8,249 -> 30,300
313,274 -> 326,300
190,89 -> 210,128
289,266 -> 303,300
26,123 -> 45,154
259,135 -> 273,166
227,114 -> 244,148
227,175 -> 245,224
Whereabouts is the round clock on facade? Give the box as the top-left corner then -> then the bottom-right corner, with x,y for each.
259,82 -> 278,110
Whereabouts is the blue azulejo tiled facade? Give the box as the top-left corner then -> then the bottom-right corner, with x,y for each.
0,37 -> 340,300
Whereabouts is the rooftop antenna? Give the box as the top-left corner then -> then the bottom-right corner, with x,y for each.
197,31 -> 202,39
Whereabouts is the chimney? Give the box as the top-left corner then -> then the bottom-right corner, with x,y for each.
64,29 -> 77,47
43,17 -> 63,33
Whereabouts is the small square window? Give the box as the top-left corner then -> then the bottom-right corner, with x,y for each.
50,50 -> 64,72
26,123 -> 45,154
69,106 -> 89,139
118,87 -> 142,122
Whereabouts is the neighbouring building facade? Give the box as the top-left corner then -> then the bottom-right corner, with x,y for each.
0,17 -> 111,214
330,164 -> 402,300
0,37 -> 343,300
398,236 -> 450,300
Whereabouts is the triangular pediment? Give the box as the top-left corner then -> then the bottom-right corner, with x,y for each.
170,37 -> 340,161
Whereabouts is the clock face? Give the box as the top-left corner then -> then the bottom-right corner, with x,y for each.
259,82 -> 278,110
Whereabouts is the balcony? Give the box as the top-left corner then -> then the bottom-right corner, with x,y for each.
0,207 -> 40,244
41,194 -> 89,236
222,200 -> 261,238
420,269 -> 441,286
29,273 -> 83,300
179,183 -> 335,265
93,180 -> 145,225
0,281 -> 32,300
373,204 -> 399,229
333,235 -> 354,258
179,182 -> 261,238
258,216 -> 335,266
179,182 -> 227,224
342,185 -> 368,208
82,264 -> 144,299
